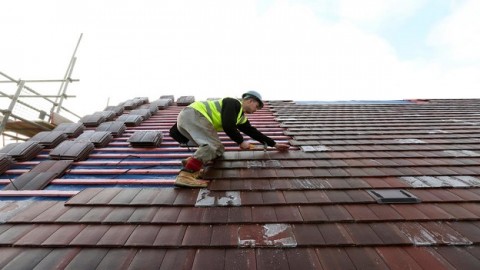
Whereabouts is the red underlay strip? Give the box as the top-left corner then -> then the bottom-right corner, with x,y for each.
0,190 -> 78,197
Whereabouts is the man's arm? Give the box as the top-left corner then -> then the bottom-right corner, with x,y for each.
221,98 -> 245,145
237,121 -> 276,147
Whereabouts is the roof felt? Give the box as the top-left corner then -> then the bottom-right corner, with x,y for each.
1,98 -> 480,269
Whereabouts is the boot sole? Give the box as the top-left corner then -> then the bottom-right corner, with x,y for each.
174,182 -> 208,188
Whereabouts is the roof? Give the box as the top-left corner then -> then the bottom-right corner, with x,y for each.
1,97 -> 480,269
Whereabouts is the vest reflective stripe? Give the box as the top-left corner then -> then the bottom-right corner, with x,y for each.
189,98 -> 247,131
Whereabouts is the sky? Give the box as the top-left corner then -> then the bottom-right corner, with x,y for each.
1,0 -> 479,119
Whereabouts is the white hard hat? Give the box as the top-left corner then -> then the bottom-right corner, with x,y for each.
242,90 -> 264,109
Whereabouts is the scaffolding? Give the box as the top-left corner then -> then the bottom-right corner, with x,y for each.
0,34 -> 83,146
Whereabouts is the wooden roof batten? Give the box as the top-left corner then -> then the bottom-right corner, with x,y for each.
0,34 -> 83,145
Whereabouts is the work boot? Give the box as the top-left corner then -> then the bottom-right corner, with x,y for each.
174,170 -> 209,188
181,157 -> 205,178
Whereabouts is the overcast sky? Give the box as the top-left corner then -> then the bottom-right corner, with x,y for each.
1,0 -> 479,118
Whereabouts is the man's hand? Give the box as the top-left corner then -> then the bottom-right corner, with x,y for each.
274,143 -> 290,151
239,141 -> 251,150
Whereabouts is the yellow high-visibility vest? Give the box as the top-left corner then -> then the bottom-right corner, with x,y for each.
189,98 -> 247,131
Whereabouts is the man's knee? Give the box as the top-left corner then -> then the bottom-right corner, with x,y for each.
196,143 -> 224,161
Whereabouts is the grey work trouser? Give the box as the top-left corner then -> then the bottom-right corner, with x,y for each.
176,107 -> 225,164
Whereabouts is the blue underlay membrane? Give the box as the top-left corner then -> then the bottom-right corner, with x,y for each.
59,174 -> 177,179
45,184 -> 172,191
0,196 -> 67,202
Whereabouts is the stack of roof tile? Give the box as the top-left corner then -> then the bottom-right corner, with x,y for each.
52,122 -> 85,138
116,114 -> 144,126
176,96 -> 195,106
0,153 -> 14,174
0,141 -> 44,161
28,131 -> 68,149
104,105 -> 124,116
93,110 -> 116,121
127,130 -> 164,147
139,103 -> 159,115
160,95 -> 174,104
129,109 -> 152,120
3,160 -> 73,190
95,121 -> 127,137
122,99 -> 140,110
122,97 -> 148,110
78,114 -> 107,127
49,141 -> 95,161
152,98 -> 173,109
75,131 -> 113,148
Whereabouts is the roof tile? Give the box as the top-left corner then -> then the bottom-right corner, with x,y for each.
127,249 -> 166,270
435,246 -> 480,269
403,246 -> 456,269
376,247 -> 423,270
367,204 -> 404,220
176,207 -> 205,223
102,207 -> 136,223
224,248 -> 256,269
1,248 -> 52,270
391,204 -> 430,220
255,249 -> 289,270
153,225 -> 187,246
64,248 -> 109,269
33,248 -> 80,270
70,225 -> 110,245
322,205 -> 354,221
127,207 -> 158,223
292,224 -> 325,245
227,207 -> 252,223
210,226 -> 238,246
202,207 -> 229,224
345,223 -> 384,245
370,222 -> 411,244
285,248 -> 323,270
251,206 -> 277,223
191,249 -> 226,270
275,206 -> 303,222
42,224 -> 86,246
14,224 -> 62,246
6,201 -> 56,223
97,225 -> 136,246
81,207 -> 115,223
413,204 -> 455,220
32,202 -> 69,222
345,247 -> 390,269
96,249 -> 137,269
151,207 -> 181,224
315,248 -> 356,270
318,224 -> 354,245
56,206 -> 92,222
182,225 -> 213,246
125,225 -> 161,246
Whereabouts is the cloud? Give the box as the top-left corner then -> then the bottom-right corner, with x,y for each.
337,0 -> 427,27
428,0 -> 480,63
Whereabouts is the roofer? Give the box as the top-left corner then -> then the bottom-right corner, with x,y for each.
169,91 -> 290,188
